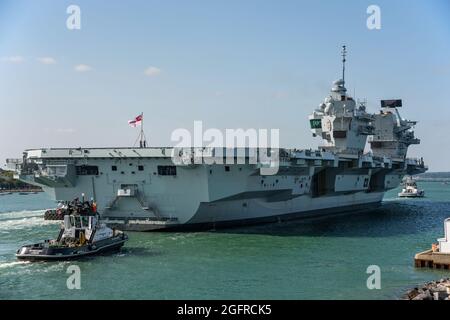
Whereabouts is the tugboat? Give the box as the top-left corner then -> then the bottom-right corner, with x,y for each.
398,177 -> 425,198
16,210 -> 128,261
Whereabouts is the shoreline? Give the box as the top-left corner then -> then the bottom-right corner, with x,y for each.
0,189 -> 43,194
402,278 -> 450,300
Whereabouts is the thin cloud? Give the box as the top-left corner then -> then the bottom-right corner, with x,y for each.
1,56 -> 25,64
432,64 -> 450,75
74,64 -> 92,72
37,57 -> 57,65
56,128 -> 76,133
144,66 -> 161,77
273,90 -> 288,99
44,128 -> 76,134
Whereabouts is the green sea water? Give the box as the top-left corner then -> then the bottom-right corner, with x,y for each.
1,181 -> 450,300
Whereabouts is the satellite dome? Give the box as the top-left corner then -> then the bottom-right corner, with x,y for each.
331,79 -> 347,93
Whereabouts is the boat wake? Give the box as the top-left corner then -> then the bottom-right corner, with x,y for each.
0,210 -> 58,231
0,260 -> 30,269
0,209 -> 47,221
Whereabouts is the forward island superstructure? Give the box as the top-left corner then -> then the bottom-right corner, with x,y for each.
7,48 -> 427,231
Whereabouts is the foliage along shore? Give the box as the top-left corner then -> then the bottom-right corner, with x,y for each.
0,168 -> 42,191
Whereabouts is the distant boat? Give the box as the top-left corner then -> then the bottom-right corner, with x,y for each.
19,192 -> 30,195
398,178 -> 425,198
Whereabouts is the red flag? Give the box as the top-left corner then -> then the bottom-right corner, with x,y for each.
128,114 -> 143,127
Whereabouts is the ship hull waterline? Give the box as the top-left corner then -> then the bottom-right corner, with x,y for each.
106,200 -> 383,232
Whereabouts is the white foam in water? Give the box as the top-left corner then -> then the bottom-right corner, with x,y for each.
0,260 -> 30,269
0,209 -> 48,220
0,210 -> 59,231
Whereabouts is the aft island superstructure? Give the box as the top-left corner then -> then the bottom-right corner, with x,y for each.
8,47 -> 427,231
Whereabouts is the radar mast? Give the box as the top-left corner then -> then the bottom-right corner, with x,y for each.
341,45 -> 347,86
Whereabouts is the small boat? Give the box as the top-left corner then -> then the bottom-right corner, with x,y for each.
398,177 -> 425,198
16,213 -> 128,261
19,192 -> 30,195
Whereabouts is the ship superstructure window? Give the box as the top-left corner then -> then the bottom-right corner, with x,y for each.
225,166 -> 230,172
364,178 -> 369,188
157,166 -> 177,176
112,165 -> 117,171
138,165 -> 144,171
76,165 -> 99,176
333,131 -> 347,138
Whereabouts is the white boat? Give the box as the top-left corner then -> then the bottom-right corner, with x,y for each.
398,178 -> 425,198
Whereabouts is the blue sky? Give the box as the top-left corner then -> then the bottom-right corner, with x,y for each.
0,0 -> 449,170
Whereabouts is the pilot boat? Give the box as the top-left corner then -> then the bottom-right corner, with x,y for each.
16,213 -> 128,261
398,177 -> 425,198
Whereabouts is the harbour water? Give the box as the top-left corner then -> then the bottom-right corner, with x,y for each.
1,181 -> 449,300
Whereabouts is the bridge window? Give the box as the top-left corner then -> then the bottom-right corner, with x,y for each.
76,165 -> 99,176
157,166 -> 177,176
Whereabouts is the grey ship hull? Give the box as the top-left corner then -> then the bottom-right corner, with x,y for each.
108,196 -> 383,232
13,147 -> 426,232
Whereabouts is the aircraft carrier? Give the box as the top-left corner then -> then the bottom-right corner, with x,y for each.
7,47 -> 427,231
